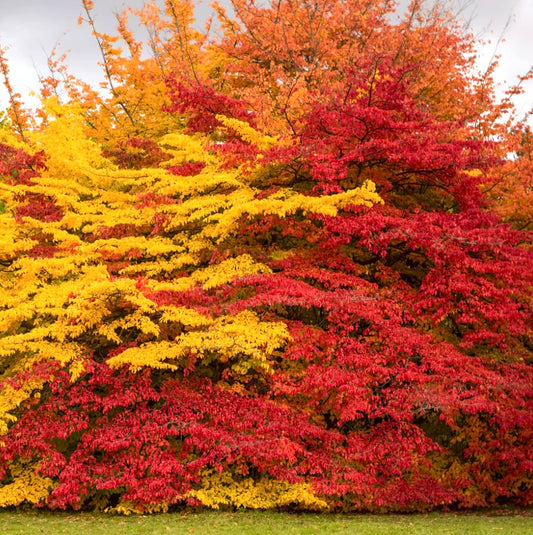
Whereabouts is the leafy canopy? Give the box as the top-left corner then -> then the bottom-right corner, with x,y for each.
0,0 -> 531,513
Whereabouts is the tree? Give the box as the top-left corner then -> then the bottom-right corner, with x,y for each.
0,0 -> 531,512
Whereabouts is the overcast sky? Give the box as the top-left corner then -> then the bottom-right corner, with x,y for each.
0,0 -> 531,120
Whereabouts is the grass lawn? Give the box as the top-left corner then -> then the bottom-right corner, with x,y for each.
0,509 -> 532,535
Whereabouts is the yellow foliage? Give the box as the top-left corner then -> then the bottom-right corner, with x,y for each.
30,99 -> 111,177
189,254 -> 272,290
107,310 -> 291,374
0,459 -> 54,507
107,500 -> 170,515
0,218 -> 37,262
187,469 -> 328,510
159,132 -> 214,165
216,115 -> 280,150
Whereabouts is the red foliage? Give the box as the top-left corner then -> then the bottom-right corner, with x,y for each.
2,363 -> 345,510
14,194 -> 63,223
166,161 -> 205,176
164,79 -> 255,134
0,143 -> 46,185
102,138 -> 171,170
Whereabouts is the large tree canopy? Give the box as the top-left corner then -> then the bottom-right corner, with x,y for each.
0,0 -> 531,513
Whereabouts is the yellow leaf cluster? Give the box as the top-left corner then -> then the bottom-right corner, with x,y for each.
187,469 -> 328,510
0,459 -> 55,507
0,219 -> 37,262
159,132 -> 214,166
178,254 -> 272,291
216,115 -> 281,151
107,500 -> 171,515
107,310 -> 290,374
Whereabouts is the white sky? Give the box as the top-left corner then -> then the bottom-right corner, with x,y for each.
0,0 -> 531,121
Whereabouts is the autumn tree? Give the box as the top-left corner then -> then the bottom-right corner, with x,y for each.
0,0 -> 531,513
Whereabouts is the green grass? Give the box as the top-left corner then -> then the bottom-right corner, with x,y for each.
0,509 -> 532,535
